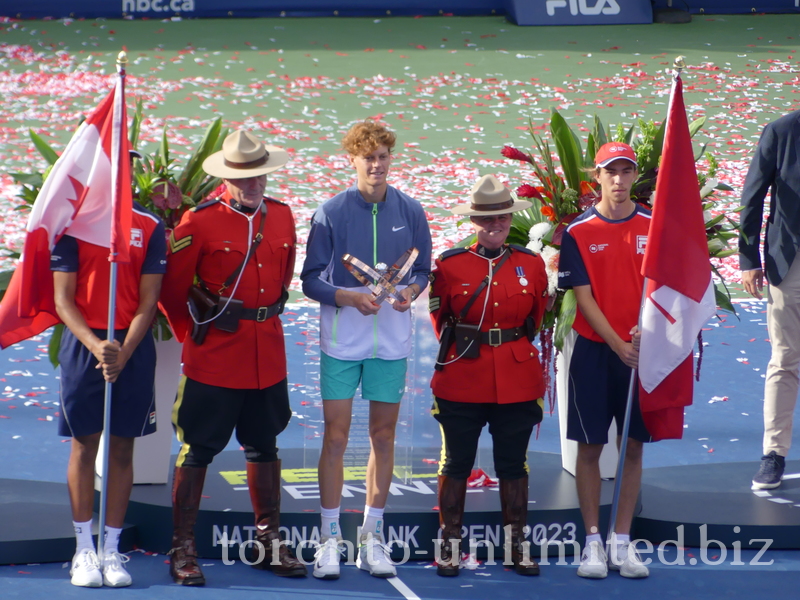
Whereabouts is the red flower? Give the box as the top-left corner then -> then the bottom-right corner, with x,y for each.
205,183 -> 227,202
501,145 -> 532,164
552,212 -> 582,245
516,184 -> 543,199
541,206 -> 556,222
579,180 -> 598,196
578,194 -> 598,210
151,180 -> 183,210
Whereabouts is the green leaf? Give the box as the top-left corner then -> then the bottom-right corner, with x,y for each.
713,249 -> 738,259
129,99 -> 143,149
0,269 -> 12,301
157,127 -> 170,173
715,182 -> 734,191
688,116 -> 706,139
454,232 -> 476,248
694,142 -> 709,162
550,110 -> 586,191
10,172 -> 44,187
592,115 -> 608,149
585,133 -> 597,170
704,214 -> 725,228
714,284 -> 735,315
49,324 -> 64,368
178,118 -> 226,201
29,129 -> 59,165
554,289 -> 577,351
652,117 -> 666,157
623,123 -> 636,145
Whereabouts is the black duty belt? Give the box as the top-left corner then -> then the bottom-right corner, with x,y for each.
238,292 -> 287,322
479,326 -> 526,347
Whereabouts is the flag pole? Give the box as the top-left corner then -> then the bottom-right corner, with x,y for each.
605,56 -> 685,543
97,50 -> 128,562
604,282 -> 644,543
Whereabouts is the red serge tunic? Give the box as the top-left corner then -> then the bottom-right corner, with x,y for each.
159,194 -> 296,390
429,244 -> 549,404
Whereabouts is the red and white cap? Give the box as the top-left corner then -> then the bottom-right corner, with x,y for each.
594,142 -> 637,168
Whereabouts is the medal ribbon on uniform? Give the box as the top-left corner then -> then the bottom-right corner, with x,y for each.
516,265 -> 528,287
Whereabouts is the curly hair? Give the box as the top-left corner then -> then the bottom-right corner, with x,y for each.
342,119 -> 397,156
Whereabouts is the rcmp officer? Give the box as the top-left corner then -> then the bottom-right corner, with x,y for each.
159,130 -> 305,585
428,174 -> 550,577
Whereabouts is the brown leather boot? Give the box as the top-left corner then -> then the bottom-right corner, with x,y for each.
436,475 -> 467,577
247,461 -> 307,577
169,466 -> 207,586
500,475 -> 539,576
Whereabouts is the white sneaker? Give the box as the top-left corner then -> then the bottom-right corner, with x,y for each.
608,541 -> 650,578
102,551 -> 133,587
313,538 -> 342,580
70,548 -> 103,587
356,536 -> 396,578
577,540 -> 608,579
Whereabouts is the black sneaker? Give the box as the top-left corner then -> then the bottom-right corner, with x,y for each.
752,451 -> 785,490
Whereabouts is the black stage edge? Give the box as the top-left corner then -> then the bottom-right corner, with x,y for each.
637,461 -> 800,549
7,455 -> 800,565
0,479 -> 136,565
127,449 -> 595,561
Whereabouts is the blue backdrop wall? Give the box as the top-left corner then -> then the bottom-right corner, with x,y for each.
2,1 -> 798,22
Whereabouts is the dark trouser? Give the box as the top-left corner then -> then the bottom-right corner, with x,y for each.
173,376 -> 292,467
432,397 -> 543,479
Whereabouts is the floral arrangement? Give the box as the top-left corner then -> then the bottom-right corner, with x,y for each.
128,100 -> 228,234
0,104 -> 229,362
500,109 -> 739,411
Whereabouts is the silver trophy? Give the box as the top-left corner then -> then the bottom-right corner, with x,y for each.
341,247 -> 419,305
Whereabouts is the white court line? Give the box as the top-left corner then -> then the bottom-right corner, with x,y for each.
388,576 -> 421,600
781,473 -> 800,480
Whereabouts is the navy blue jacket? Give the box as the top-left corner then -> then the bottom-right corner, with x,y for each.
739,110 -> 800,286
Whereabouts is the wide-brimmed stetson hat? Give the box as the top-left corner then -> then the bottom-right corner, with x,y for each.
202,129 -> 289,179
451,174 -> 532,217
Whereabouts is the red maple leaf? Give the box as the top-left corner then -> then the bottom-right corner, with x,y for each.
66,175 -> 86,219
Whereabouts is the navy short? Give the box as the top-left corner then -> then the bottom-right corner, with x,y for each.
566,334 -> 652,445
58,327 -> 157,438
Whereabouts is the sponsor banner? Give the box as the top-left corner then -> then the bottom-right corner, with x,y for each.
7,0 -> 498,20
507,0 -> 652,26
8,0 -> 796,20
204,510 -> 582,561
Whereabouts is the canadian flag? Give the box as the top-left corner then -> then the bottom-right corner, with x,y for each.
0,70 -> 131,349
637,73 -> 716,440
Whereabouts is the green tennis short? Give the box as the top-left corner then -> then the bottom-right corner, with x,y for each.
320,352 -> 407,404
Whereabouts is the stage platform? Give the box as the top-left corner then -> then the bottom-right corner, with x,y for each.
637,460 -> 800,549
126,448 -> 594,562
0,479 -> 136,565
5,450 -> 800,565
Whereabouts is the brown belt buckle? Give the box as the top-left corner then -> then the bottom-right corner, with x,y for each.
256,307 -> 268,322
488,328 -> 502,347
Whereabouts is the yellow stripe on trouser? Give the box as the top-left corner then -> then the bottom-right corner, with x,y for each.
431,398 -> 448,477
172,375 -> 192,468
432,397 -> 540,477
